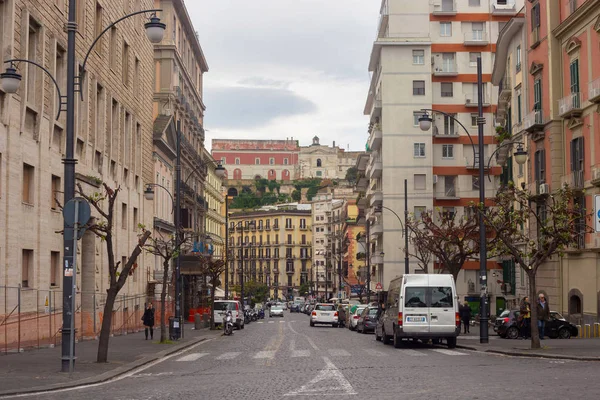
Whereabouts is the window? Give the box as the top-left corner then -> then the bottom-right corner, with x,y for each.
413,143 -> 425,158
22,164 -> 34,204
570,59 -> 580,107
51,175 -> 61,210
255,158 -> 260,165
517,93 -> 522,123
412,49 -> 424,64
443,113 -> 456,135
471,22 -> 484,40
431,287 -> 453,307
442,144 -> 454,159
95,3 -> 103,55
533,78 -> 542,111
440,22 -> 452,37
531,4 -> 541,29
470,113 -> 478,127
413,81 -> 425,95
442,206 -> 456,219
51,251 -> 60,287
283,158 -> 289,165
468,0 -> 480,5
414,206 -> 426,220
22,249 -> 33,288
516,45 -> 521,71
414,174 -> 426,190
441,82 -> 453,97
316,171 -> 322,177
570,137 -> 584,172
441,53 -> 455,72
110,27 -> 118,70
469,52 -> 481,66
122,203 -> 128,229
534,149 -> 546,183
235,158 -> 240,165
316,158 -> 322,167
134,58 -> 140,97
269,157 -> 274,165
55,46 -> 66,108
133,207 -> 139,227
26,18 -> 41,104
472,176 -> 480,190
405,287 -> 427,307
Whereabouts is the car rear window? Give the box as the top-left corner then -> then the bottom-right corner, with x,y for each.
430,287 -> 453,308
405,287 -> 427,308
368,308 -> 378,316
316,304 -> 335,311
271,307 -> 282,311
214,302 -> 236,311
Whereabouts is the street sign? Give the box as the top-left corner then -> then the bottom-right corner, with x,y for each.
375,282 -> 383,291
595,195 -> 600,232
63,197 -> 92,240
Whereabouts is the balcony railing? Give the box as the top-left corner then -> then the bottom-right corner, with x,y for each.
465,94 -> 490,107
530,27 -> 540,48
376,0 -> 389,39
561,170 -> 584,190
523,110 -> 546,133
434,187 -> 459,199
433,0 -> 457,15
464,31 -> 489,46
433,62 -> 458,76
492,0 -> 517,14
273,225 -> 280,230
589,78 -> 600,103
368,125 -> 382,151
558,92 -> 582,118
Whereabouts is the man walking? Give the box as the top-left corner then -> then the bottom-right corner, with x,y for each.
519,296 -> 531,339
142,303 -> 155,340
459,300 -> 471,334
536,294 -> 550,340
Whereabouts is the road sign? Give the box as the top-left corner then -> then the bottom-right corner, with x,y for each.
375,282 -> 383,291
63,197 -> 92,240
595,195 -> 600,232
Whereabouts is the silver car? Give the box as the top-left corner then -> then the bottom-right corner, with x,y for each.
270,306 -> 284,317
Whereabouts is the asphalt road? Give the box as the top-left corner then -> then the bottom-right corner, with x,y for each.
28,311 -> 600,399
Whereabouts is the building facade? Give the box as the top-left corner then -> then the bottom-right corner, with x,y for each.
202,148 -> 225,258
0,0 -> 156,337
299,136 -> 362,180
359,0 -> 525,311
228,207 -> 312,301
341,201 -> 367,300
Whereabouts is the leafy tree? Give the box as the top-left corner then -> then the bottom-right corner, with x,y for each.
244,280 -> 269,305
142,229 -> 195,342
241,185 -> 253,194
255,178 -> 269,193
298,282 -> 311,296
291,190 -> 301,201
76,183 -> 151,362
345,167 -> 358,184
306,186 -> 319,201
483,184 -> 589,349
267,180 -> 281,194
406,208 -> 481,282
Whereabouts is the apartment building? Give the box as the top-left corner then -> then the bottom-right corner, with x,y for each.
361,0 -> 524,311
202,148 -> 225,258
341,201 -> 367,300
228,208 -> 312,301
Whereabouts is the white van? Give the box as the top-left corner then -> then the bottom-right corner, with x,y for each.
376,274 -> 459,348
213,300 -> 244,330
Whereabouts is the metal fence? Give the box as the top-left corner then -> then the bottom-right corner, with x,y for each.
0,286 -> 173,355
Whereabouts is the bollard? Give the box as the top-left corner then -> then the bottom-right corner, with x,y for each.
594,323 -> 600,338
194,313 -> 202,330
584,324 -> 591,338
576,324 -> 582,338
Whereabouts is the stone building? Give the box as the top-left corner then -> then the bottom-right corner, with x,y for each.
0,0 -> 156,339
299,136 -> 362,180
202,148 -> 225,258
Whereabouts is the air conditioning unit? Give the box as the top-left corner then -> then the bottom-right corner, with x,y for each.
466,98 -> 472,104
433,174 -> 438,184
539,183 -> 550,194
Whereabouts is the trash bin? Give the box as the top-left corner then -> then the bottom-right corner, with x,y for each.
194,313 -> 202,330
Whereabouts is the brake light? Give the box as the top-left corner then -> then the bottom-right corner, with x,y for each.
334,312 -> 338,317
312,311 -> 316,316
235,303 -> 239,311
455,312 -> 460,327
364,316 -> 370,321
353,315 -> 359,319
398,312 -> 403,326
503,317 -> 510,324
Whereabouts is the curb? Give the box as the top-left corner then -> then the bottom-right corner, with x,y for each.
0,331 -> 221,398
455,343 -> 600,362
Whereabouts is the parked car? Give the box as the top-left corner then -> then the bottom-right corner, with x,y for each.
494,309 -> 578,339
310,303 -> 338,327
213,300 -> 244,330
290,303 -> 301,313
356,306 -> 378,334
270,306 -> 284,318
349,305 -> 368,331
376,274 -> 459,349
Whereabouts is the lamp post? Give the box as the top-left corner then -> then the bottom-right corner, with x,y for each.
417,58 -> 528,344
144,159 -> 225,340
374,202 -> 409,275
1,6 -> 165,372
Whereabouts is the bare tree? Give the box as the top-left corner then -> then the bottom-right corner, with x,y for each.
196,254 -> 227,329
408,235 -> 432,273
76,183 -> 151,363
483,184 -> 590,349
141,229 -> 195,343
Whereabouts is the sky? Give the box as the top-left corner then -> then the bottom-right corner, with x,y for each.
186,0 -> 381,152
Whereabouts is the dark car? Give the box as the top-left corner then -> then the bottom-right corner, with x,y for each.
290,303 -> 301,313
494,309 -> 578,339
356,306 -> 378,334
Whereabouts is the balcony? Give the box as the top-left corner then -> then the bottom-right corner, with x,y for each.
368,125 -> 382,151
285,225 -> 295,231
432,123 -> 460,138
530,27 -> 540,49
433,62 -> 458,77
434,187 -> 459,200
432,0 -> 456,15
257,225 -> 263,231
523,110 -> 546,134
499,76 -> 512,101
300,253 -> 309,260
465,94 -> 490,107
372,91 -> 382,119
369,190 -> 383,208
355,173 -> 368,192
464,31 -> 489,46
560,170 -> 585,190
589,78 -> 600,103
558,93 -> 582,118
376,0 -> 389,39
366,154 -> 383,179
273,225 -> 280,231
265,225 -> 271,231
492,0 -> 517,15
371,254 -> 384,265
285,241 -> 296,247
370,221 -> 383,240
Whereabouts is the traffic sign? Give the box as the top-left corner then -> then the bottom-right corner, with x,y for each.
595,195 -> 600,232
375,282 -> 383,291
63,197 -> 92,240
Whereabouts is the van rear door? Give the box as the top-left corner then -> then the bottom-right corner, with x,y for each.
429,285 -> 456,334
402,284 -> 429,334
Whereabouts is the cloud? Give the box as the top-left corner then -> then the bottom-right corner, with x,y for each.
205,86 -> 317,129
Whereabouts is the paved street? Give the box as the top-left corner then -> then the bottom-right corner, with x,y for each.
8,311 -> 597,400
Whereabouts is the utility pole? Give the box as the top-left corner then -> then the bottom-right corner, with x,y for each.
173,120 -> 182,340
404,179 -> 409,275
366,222 -> 371,304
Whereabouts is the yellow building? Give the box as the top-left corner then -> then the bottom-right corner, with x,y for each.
202,149 -> 225,258
228,207 -> 312,301
342,201 -> 366,299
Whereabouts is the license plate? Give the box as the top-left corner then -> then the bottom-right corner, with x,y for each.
321,313 -> 330,316
406,316 -> 426,323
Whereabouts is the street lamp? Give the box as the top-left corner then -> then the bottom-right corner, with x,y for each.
1,4 -> 164,372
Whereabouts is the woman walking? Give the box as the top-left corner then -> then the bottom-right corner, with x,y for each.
142,303 -> 155,340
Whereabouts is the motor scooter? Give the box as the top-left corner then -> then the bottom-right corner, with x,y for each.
223,311 -> 234,336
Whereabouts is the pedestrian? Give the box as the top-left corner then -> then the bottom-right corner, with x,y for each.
459,301 -> 471,334
338,305 -> 346,328
142,303 -> 155,340
536,293 -> 550,340
519,296 -> 531,339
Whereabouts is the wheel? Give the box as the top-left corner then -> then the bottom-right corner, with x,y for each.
310,321 -> 314,327
507,326 -> 519,340
241,322 -> 245,330
393,328 -> 403,349
375,330 -> 382,341
382,327 -> 391,345
447,337 -> 457,349
236,321 -> 241,330
333,323 -> 338,328
558,327 -> 571,339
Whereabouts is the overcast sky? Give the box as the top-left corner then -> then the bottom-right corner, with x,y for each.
186,0 -> 380,151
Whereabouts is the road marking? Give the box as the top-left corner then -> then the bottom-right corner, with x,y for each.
176,352 -> 208,362
216,352 -> 241,360
257,321 -> 264,324
291,350 -> 311,358
268,321 -> 275,324
328,349 -> 351,357
366,349 -> 388,357
279,320 -> 285,323
431,349 -> 466,356
399,349 -> 427,357
285,357 -> 356,396
254,350 -> 276,359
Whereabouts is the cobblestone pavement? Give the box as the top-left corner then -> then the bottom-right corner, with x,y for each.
19,312 -> 600,400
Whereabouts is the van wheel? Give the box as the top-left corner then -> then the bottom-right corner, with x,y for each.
382,328 -> 391,345
241,322 -> 245,330
310,321 -> 314,327
375,330 -> 382,341
393,329 -> 403,349
432,338 -> 440,345
236,322 -> 241,330
447,337 -> 457,349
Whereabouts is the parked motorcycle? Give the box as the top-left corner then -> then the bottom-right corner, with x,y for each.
258,309 -> 265,319
223,311 -> 234,336
244,309 -> 251,325
250,309 -> 258,322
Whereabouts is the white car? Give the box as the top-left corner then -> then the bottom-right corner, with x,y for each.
270,306 -> 284,317
310,303 -> 338,327
213,300 -> 244,330
349,306 -> 368,331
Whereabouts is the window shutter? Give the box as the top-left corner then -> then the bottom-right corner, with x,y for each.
578,137 -> 584,170
570,139 -> 575,172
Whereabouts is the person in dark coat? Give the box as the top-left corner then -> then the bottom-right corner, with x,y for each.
536,293 -> 550,340
459,301 -> 471,334
338,305 -> 346,328
142,303 -> 155,340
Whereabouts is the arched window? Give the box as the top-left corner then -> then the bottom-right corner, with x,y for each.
233,169 -> 242,180
316,158 -> 322,167
268,169 -> 276,180
282,169 -> 290,181
568,289 -> 583,315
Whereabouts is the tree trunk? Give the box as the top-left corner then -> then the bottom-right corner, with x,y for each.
160,258 -> 170,343
528,272 -> 541,349
210,277 -> 216,330
97,288 -> 117,363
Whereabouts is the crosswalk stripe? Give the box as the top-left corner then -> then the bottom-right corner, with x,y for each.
328,349 -> 351,357
431,349 -> 466,356
291,350 -> 311,358
399,349 -> 427,357
257,321 -> 264,324
177,353 -> 208,362
216,352 -> 241,360
254,350 -> 276,359
279,321 -> 285,323
268,321 -> 275,324
366,349 -> 388,357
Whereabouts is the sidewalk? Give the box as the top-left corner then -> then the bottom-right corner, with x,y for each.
0,323 -> 223,397
457,329 -> 600,361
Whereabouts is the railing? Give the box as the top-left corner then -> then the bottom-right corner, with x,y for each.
465,94 -> 490,106
464,31 -> 488,44
285,225 -> 295,230
433,0 -> 456,14
589,77 -> 600,103
434,187 -> 459,199
492,0 -> 516,13
561,170 -> 585,189
522,110 -> 545,132
433,62 -> 458,75
558,92 -> 582,116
